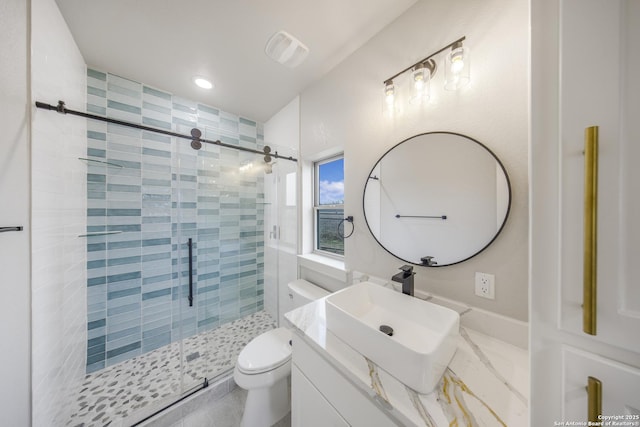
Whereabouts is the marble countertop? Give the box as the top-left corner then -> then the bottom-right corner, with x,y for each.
284,295 -> 528,427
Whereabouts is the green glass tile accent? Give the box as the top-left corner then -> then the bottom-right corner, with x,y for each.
107,209 -> 141,216
172,117 -> 197,127
142,130 -> 171,143
172,102 -> 196,114
142,288 -> 171,301
88,69 -> 107,81
142,147 -> 171,158
87,148 -> 106,158
107,184 -> 141,193
88,130 -> 107,141
87,104 -> 107,115
88,260 -> 106,269
142,101 -> 171,115
107,287 -> 140,300
88,318 -> 106,330
142,238 -> 171,247
88,277 -> 106,287
88,86 -> 107,98
107,256 -> 141,267
198,104 -> 219,115
142,117 -> 171,130
107,100 -> 141,115
143,86 -> 171,101
106,341 -> 141,359
240,135 -> 257,143
107,271 -> 141,284
107,302 -> 140,316
142,273 -> 172,285
88,243 -> 106,252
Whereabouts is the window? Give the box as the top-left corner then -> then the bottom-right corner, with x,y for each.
314,155 -> 345,256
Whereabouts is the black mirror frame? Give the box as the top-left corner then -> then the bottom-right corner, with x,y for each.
362,131 -> 512,267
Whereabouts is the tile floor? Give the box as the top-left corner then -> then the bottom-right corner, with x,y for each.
143,379 -> 291,427
67,311 -> 276,426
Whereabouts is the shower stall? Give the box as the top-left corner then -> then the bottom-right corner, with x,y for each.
36,70 -> 298,425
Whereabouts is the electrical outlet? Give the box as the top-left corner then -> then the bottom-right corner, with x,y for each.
475,272 -> 495,299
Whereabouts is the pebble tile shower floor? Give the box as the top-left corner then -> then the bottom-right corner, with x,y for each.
67,310 -> 275,426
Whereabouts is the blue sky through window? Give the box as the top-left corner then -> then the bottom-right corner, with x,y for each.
318,158 -> 344,205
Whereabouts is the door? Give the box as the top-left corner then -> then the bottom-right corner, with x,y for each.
531,0 -> 640,425
559,0 -> 640,354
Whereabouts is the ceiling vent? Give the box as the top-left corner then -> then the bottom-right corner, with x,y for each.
265,31 -> 309,68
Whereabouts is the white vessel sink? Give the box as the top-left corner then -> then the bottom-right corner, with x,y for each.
325,281 -> 459,393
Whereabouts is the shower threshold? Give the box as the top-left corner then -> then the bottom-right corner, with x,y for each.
66,310 -> 276,427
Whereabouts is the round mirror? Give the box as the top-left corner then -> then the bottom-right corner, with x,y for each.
363,132 -> 511,267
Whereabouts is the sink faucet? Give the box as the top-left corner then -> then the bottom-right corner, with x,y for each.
392,265 -> 415,296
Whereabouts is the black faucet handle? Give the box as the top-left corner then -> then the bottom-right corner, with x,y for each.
420,256 -> 437,266
399,265 -> 414,275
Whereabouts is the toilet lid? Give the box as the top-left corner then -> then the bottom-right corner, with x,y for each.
237,327 -> 292,374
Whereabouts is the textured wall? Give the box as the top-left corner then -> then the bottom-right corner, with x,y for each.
300,0 -> 529,320
0,0 -> 31,424
84,69 -> 266,372
31,0 -> 88,424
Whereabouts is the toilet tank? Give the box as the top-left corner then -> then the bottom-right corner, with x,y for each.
287,279 -> 330,308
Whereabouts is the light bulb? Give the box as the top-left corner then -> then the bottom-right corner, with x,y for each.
450,56 -> 464,74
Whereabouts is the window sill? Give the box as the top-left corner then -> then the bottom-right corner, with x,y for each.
298,253 -> 347,282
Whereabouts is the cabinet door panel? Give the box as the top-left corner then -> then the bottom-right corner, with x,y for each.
559,0 -> 640,353
292,365 -> 349,427
563,346 -> 640,420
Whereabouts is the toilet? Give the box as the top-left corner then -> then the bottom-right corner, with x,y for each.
234,279 -> 329,427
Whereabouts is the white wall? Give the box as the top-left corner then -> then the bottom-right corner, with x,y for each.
300,0 -> 529,320
264,97 -> 300,325
31,0 -> 88,424
0,0 -> 31,424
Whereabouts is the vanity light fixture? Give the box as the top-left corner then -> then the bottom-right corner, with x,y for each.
382,36 -> 469,115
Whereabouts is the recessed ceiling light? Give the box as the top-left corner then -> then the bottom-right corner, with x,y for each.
193,76 -> 213,90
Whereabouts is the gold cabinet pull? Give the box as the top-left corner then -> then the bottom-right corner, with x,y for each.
587,376 -> 602,422
583,126 -> 598,335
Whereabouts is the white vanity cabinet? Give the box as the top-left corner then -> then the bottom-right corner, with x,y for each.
291,366 -> 349,427
532,0 -> 640,424
291,335 -> 400,427
563,347 -> 640,421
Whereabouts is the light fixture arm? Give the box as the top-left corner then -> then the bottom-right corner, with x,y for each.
383,36 -> 466,84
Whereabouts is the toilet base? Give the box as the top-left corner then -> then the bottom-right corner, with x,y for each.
240,376 -> 290,427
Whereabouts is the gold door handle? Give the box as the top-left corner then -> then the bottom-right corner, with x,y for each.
583,126 -> 598,335
587,376 -> 602,422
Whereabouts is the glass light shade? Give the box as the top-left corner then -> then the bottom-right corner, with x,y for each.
444,45 -> 470,91
409,62 -> 433,105
382,81 -> 397,117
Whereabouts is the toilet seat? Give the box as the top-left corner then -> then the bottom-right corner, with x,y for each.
237,327 -> 291,374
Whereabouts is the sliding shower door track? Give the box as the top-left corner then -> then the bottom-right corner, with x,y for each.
131,377 -> 210,426
35,100 -> 297,162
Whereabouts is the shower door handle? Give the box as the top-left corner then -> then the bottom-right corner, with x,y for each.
188,238 -> 194,307
0,226 -> 23,233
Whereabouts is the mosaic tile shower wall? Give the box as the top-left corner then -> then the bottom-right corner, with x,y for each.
84,68 -> 265,373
